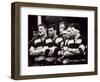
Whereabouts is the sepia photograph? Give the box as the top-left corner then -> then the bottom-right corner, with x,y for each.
28,15 -> 88,66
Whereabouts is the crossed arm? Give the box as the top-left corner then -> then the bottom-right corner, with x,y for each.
29,46 -> 48,56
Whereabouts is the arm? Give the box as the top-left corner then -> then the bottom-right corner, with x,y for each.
29,46 -> 43,56
68,44 -> 85,55
29,46 -> 49,56
68,38 -> 85,55
68,48 -> 80,54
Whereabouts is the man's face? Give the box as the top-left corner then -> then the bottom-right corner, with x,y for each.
59,23 -> 66,34
67,27 -> 77,37
71,27 -> 80,36
66,27 -> 73,37
48,27 -> 56,37
62,31 -> 71,39
38,26 -> 46,36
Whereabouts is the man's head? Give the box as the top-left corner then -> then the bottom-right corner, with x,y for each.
38,24 -> 47,36
62,30 -> 71,39
59,21 -> 69,35
48,24 -> 57,38
68,23 -> 80,37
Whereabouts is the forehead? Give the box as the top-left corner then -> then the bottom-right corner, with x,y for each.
67,27 -> 76,32
60,23 -> 65,26
38,26 -> 45,29
59,24 -> 65,28
48,27 -> 54,30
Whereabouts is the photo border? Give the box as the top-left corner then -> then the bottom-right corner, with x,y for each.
11,2 -> 98,80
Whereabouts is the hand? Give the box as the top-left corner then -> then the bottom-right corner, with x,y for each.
46,57 -> 55,62
35,56 -> 45,61
48,46 -> 57,56
63,47 -> 68,51
62,59 -> 69,64
63,51 -> 73,56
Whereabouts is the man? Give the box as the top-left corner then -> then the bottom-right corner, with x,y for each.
56,30 -> 73,64
59,21 -> 69,36
48,24 -> 58,41
66,23 -> 85,55
44,24 -> 58,65
54,21 -> 68,49
55,21 -> 69,49
28,30 -> 39,66
61,23 -> 86,64
53,22 -> 69,64
29,24 -> 48,66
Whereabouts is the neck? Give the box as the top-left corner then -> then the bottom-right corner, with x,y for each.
53,34 -> 57,40
41,33 -> 47,41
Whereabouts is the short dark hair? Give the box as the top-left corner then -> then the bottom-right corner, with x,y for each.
59,21 -> 69,30
48,24 -> 57,30
69,23 -> 80,30
38,23 -> 47,29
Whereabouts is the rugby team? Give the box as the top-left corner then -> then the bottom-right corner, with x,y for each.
29,22 -> 87,66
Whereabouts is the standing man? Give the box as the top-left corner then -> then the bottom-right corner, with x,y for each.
29,24 -> 48,66
59,21 -> 69,36
44,24 -> 58,65
61,23 -> 86,64
48,24 -> 58,41
55,21 -> 69,49
54,21 -> 68,49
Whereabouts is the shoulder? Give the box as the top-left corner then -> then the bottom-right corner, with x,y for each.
76,39 -> 82,44
55,37 -> 64,43
45,37 -> 53,43
77,35 -> 86,45
34,37 -> 42,44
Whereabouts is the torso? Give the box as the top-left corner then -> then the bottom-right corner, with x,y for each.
64,36 -> 82,48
